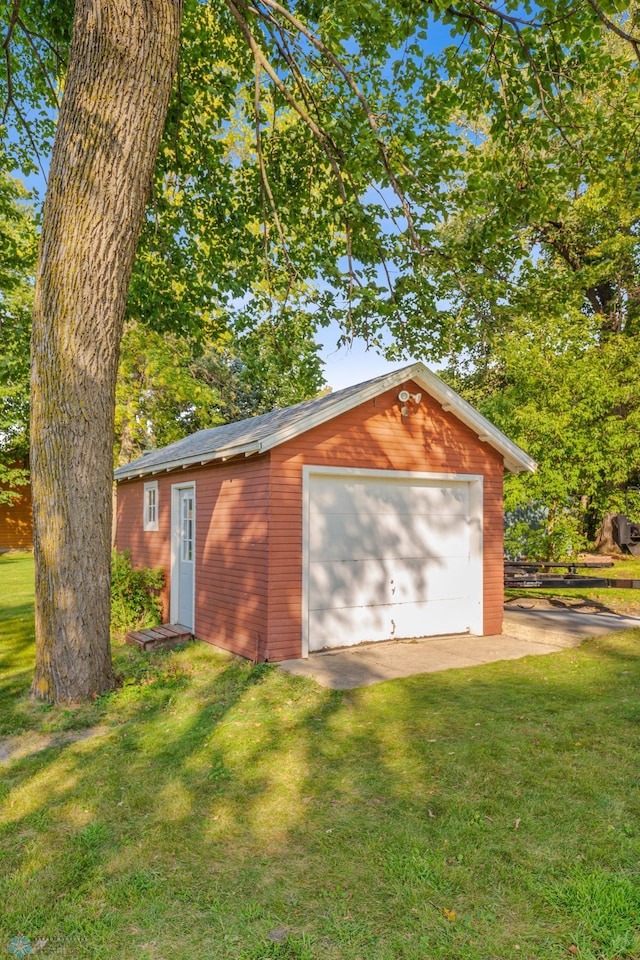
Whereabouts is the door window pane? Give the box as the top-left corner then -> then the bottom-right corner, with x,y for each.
181,495 -> 193,562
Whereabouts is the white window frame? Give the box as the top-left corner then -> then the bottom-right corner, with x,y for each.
143,480 -> 159,532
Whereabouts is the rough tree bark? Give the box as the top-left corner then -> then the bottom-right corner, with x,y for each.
30,0 -> 183,702
595,512 -> 623,555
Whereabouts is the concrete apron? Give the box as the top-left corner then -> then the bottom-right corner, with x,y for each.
277,605 -> 640,690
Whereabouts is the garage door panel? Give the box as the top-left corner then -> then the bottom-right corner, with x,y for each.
413,555 -> 473,600
310,598 -> 474,650
310,477 -> 468,517
310,511 -> 471,562
309,555 -> 473,610
305,471 -> 482,653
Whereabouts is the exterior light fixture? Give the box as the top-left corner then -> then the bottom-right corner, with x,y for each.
398,389 -> 423,416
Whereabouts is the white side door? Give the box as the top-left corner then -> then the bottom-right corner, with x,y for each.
171,483 -> 195,630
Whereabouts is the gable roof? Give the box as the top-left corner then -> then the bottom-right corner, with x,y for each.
114,362 -> 536,481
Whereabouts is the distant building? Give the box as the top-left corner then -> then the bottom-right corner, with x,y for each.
0,464 -> 33,551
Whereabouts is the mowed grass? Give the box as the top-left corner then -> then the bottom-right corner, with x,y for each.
607,557 -> 640,579
1,553 -> 640,960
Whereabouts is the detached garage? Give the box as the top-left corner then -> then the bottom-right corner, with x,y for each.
115,362 -> 535,662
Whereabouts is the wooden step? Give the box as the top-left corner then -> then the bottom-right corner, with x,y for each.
126,623 -> 193,651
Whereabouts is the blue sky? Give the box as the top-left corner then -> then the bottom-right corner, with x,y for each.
316,318 -> 423,390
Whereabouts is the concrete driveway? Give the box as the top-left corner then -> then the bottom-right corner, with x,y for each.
278,603 -> 640,689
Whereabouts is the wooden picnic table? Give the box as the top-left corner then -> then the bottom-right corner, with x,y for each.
505,560 -> 614,575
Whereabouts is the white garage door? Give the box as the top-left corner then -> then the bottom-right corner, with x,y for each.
303,468 -> 483,654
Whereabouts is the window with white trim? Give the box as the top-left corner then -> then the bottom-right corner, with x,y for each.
143,481 -> 159,531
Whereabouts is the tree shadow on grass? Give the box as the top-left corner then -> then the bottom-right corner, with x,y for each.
1,632 -> 640,959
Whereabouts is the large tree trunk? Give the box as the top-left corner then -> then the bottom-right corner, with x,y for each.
30,0 -> 183,702
595,511 -> 623,555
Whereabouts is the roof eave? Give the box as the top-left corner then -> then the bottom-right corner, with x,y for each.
114,443 -> 262,481
114,361 -> 536,481
259,361 -> 536,474
504,456 -> 537,475
407,365 -> 536,474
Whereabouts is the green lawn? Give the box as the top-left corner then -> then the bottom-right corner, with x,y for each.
606,557 -> 640,580
1,552 -> 640,959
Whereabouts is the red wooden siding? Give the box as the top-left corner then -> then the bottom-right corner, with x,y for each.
266,382 -> 504,660
195,458 -> 270,660
115,457 -> 270,658
0,481 -> 33,551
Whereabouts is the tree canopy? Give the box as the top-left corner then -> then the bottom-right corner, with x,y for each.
433,29 -> 640,554
5,0 -> 639,354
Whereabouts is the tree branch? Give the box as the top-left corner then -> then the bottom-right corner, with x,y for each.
2,0 -> 58,178
223,0 -> 360,307
585,0 -> 640,59
252,59 -> 298,280
246,0 -> 424,250
15,17 -> 60,108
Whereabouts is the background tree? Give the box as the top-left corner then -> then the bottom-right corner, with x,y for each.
115,306 -> 324,465
0,166 -> 36,503
430,34 -> 640,556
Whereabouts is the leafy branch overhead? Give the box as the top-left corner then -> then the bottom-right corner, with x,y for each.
2,0 -> 638,345
129,0 -> 640,352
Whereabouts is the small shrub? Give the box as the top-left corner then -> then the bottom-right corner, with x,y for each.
110,549 -> 164,633
504,502 -> 586,560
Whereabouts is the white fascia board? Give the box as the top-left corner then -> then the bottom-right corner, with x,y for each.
258,361 -> 536,474
115,361 -> 536,481
115,444 -> 262,481
409,366 -> 537,474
